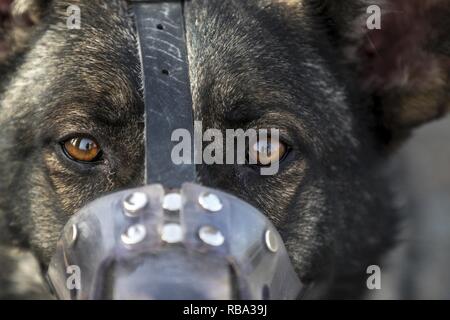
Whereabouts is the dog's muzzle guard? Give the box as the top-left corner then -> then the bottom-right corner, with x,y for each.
47,183 -> 302,299
46,0 -> 304,300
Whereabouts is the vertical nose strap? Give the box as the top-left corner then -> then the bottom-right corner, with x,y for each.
130,1 -> 196,187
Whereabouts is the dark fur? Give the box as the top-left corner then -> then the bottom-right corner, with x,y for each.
0,0 -> 449,299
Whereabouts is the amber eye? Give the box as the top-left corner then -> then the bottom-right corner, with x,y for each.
62,137 -> 102,162
248,136 -> 287,166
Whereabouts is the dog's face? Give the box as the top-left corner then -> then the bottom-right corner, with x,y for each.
0,0 -> 449,298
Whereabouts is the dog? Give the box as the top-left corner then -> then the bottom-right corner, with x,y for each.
0,0 -> 449,299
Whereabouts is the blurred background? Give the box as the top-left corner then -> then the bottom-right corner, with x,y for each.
368,115 -> 450,299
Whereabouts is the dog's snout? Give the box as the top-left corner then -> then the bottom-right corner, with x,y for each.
47,183 -> 303,300
104,248 -> 236,300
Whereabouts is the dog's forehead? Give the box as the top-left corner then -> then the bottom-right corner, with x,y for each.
2,0 -> 354,147
183,0 -> 357,147
184,0 -> 309,103
259,0 -> 304,8
0,0 -> 143,123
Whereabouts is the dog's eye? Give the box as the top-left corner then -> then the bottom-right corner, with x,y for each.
248,136 -> 287,166
62,137 -> 102,162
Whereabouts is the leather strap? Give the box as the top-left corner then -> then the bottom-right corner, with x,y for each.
130,0 -> 196,188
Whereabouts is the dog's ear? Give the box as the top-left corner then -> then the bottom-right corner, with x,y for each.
311,0 -> 450,144
345,0 -> 450,142
0,0 -> 49,63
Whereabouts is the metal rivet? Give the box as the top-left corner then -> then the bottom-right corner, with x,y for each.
161,223 -> 183,244
67,224 -> 78,247
198,225 -> 225,247
198,192 -> 223,212
265,230 -> 278,253
123,192 -> 148,216
121,224 -> 147,245
162,193 -> 182,211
